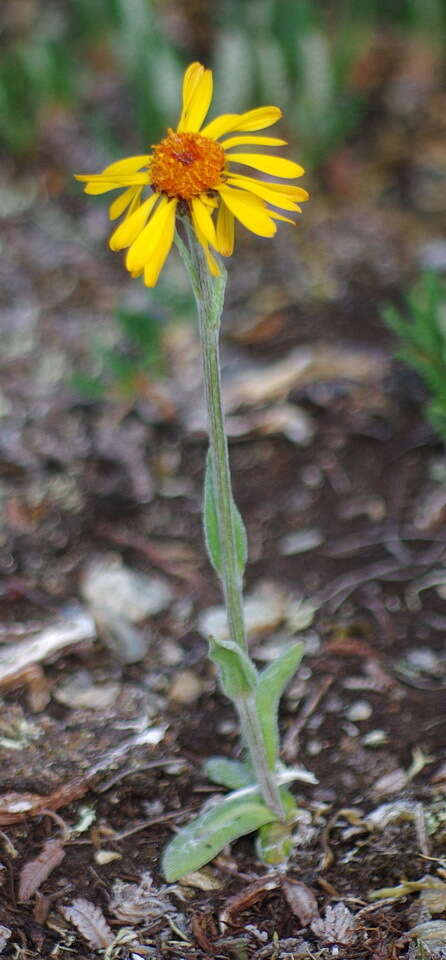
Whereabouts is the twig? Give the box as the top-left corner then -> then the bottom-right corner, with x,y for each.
282,676 -> 333,763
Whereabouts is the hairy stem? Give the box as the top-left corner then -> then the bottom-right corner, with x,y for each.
176,222 -> 285,821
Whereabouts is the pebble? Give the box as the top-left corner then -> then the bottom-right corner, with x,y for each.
82,555 -> 172,622
54,671 -> 121,710
373,768 -> 408,796
169,669 -> 204,704
362,729 -> 388,747
198,580 -> 286,642
280,529 -> 323,556
95,850 -> 122,865
346,700 -> 373,722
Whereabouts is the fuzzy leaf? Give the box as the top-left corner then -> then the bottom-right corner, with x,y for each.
209,634 -> 258,699
204,757 -> 254,789
203,450 -> 247,579
256,642 -> 305,768
162,791 -> 276,882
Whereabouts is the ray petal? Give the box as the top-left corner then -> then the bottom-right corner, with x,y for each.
202,106 -> 282,139
216,201 -> 235,256
221,135 -> 287,149
126,196 -> 175,274
217,185 -> 276,238
191,196 -> 217,247
109,187 -> 141,220
226,153 -> 305,178
178,67 -> 213,133
227,174 -> 302,211
143,200 -> 177,287
177,63 -> 205,130
109,193 -> 159,251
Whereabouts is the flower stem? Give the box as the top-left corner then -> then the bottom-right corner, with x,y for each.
176,222 -> 285,821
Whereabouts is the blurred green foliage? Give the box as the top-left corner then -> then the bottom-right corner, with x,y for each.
1,0 -> 445,162
72,306 -> 167,401
383,273 -> 446,443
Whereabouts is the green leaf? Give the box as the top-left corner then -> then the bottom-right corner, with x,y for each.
203,450 -> 247,579
255,642 -> 305,768
208,635 -> 258,699
205,757 -> 254,789
162,790 -> 276,882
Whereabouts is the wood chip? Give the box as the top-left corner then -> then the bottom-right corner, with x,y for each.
225,344 -> 388,410
220,875 -> 280,929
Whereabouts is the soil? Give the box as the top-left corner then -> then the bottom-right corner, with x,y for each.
1,15 -> 446,960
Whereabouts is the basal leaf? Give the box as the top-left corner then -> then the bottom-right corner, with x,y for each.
162,791 -> 276,882
204,757 -> 254,789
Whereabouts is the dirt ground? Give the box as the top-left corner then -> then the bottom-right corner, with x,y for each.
1,25 -> 446,960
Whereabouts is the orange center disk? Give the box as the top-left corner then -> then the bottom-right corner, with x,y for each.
151,130 -> 225,200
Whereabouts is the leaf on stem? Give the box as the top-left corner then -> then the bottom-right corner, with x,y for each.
208,635 -> 258,699
203,450 -> 247,579
162,790 -> 276,882
255,642 -> 305,768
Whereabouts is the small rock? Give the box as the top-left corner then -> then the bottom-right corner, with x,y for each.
373,768 -> 408,796
170,670 -> 203,704
179,868 -> 222,891
94,850 -> 122,865
198,581 -> 288,642
81,555 -> 172,663
54,671 -> 120,710
362,729 -> 388,747
279,529 -> 323,556
160,639 -> 184,666
82,555 -> 172,621
346,700 -> 373,722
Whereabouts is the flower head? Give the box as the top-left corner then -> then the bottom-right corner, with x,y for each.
75,62 -> 308,287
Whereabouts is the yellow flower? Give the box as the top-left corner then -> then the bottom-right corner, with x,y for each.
75,62 -> 308,287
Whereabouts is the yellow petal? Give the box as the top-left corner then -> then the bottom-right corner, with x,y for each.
221,135 -> 287,149
126,196 -> 176,274
177,63 -> 205,129
226,153 -> 305,178
99,155 -> 151,176
217,185 -> 276,238
200,113 -> 242,140
199,233 -> 221,276
178,66 -> 213,133
78,173 -> 151,195
269,210 -> 296,225
202,105 -> 282,139
227,174 -> 302,212
205,246 -> 221,276
143,200 -> 177,287
191,196 -> 217,247
109,187 -> 141,220
216,201 -> 235,257
109,193 -> 159,251
261,181 -> 309,201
